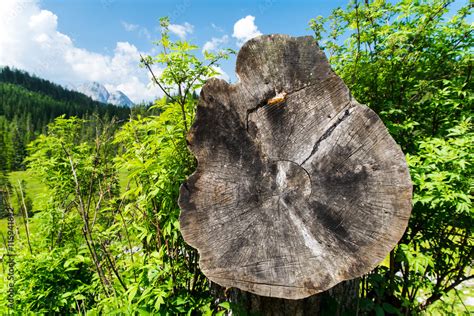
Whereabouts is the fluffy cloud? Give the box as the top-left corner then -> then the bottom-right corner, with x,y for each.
212,66 -> 230,82
168,22 -> 194,39
232,15 -> 262,46
202,35 -> 229,53
0,0 -> 162,103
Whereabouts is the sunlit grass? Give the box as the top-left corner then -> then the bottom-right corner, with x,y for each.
7,168 -> 130,211
8,170 -> 49,211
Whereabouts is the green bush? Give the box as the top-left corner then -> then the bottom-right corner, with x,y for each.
310,0 -> 473,313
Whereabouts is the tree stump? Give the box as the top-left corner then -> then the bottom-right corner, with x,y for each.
179,35 -> 412,301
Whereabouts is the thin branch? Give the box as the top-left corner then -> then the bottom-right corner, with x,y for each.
352,0 -> 361,85
115,186 -> 138,282
62,144 -> 110,295
183,58 -> 219,98
419,275 -> 474,311
140,53 -> 175,101
17,181 -> 32,254
100,241 -> 128,292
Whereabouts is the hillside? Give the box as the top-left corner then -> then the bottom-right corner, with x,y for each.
0,67 -> 134,110
0,67 -> 131,171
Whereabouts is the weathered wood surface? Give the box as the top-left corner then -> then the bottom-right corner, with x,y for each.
179,34 -> 412,300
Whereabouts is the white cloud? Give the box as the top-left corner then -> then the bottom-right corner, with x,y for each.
0,0 -> 162,103
232,15 -> 262,46
202,35 -> 229,54
122,21 -> 139,32
122,21 -> 151,40
212,66 -> 230,82
168,22 -> 194,40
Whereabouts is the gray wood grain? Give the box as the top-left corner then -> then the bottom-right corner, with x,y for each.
179,34 -> 412,299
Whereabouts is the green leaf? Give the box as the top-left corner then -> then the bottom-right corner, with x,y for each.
128,285 -> 139,303
218,301 -> 231,310
383,303 -> 400,315
375,305 -> 385,316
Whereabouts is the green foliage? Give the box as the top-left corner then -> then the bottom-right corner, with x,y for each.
0,16 -> 231,314
310,0 -> 473,313
141,17 -> 232,134
109,98 -> 212,313
96,17 -> 232,313
13,248 -> 95,313
0,171 -> 12,218
0,115 -> 121,313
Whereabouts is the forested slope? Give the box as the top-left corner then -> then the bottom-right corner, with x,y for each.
0,67 -> 131,171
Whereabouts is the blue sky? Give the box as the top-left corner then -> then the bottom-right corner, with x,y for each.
0,0 -> 350,103
0,0 -> 470,103
41,0 -> 347,53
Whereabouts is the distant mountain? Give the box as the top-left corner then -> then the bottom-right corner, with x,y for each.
108,90 -> 134,107
77,82 -> 110,104
76,82 -> 134,107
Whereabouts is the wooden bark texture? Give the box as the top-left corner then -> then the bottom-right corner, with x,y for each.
179,34 -> 412,300
210,278 -> 359,316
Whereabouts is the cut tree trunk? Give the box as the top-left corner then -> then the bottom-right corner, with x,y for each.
210,278 -> 360,315
178,34 -> 412,311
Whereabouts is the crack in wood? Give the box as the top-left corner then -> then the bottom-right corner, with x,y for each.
301,105 -> 352,166
246,98 -> 269,132
245,82 -> 321,132
209,275 -> 307,289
